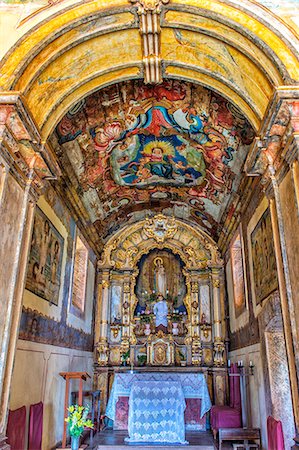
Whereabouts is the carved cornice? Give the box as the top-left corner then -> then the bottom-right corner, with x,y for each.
245,88 -> 299,180
0,93 -> 61,192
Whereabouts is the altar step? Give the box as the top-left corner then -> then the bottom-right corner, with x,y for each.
96,446 -> 214,449
88,430 -> 232,449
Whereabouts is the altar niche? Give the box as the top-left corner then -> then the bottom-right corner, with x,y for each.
134,249 -> 187,336
133,249 -> 188,366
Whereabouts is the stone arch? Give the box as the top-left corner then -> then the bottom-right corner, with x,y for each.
0,0 -> 298,140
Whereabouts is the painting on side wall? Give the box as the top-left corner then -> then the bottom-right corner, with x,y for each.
250,207 -> 278,304
26,207 -> 64,305
230,228 -> 246,317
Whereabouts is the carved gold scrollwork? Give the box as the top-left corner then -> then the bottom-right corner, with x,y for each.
212,279 -> 220,289
130,0 -> 169,12
123,282 -> 130,294
191,282 -> 199,293
143,214 -> 177,242
124,247 -> 138,267
98,238 -> 118,268
213,338 -> 225,366
96,338 -> 109,366
191,338 -> 202,365
101,280 -> 110,289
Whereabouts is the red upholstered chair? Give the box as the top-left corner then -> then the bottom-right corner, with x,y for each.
210,363 -> 242,438
6,405 -> 26,450
267,416 -> 285,450
28,402 -> 43,450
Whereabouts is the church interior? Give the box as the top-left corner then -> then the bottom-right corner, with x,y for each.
0,0 -> 299,449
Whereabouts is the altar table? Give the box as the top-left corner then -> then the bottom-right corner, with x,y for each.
106,372 -> 211,431
125,381 -> 188,444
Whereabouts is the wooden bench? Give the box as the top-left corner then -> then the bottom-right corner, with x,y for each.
219,427 -> 261,450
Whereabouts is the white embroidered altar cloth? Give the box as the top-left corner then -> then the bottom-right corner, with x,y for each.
106,372 -> 211,421
125,381 -> 188,444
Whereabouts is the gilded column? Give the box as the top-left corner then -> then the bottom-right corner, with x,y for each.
190,278 -> 202,365
212,270 -> 225,366
121,274 -> 132,360
97,270 -> 110,366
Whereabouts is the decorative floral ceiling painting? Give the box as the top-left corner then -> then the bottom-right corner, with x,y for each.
53,80 -> 255,239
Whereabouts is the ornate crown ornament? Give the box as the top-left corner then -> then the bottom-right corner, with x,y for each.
142,214 -> 177,243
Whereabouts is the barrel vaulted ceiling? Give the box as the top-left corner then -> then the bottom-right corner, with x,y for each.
0,0 -> 298,251
51,80 -> 254,239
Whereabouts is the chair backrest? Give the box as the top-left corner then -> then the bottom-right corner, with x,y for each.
233,364 -> 241,411
267,416 -> 285,450
229,364 -> 241,411
28,402 -> 43,450
229,364 -> 235,408
6,406 -> 26,450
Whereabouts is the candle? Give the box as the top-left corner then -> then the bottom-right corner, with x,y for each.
228,359 -> 231,367
249,360 -> 253,367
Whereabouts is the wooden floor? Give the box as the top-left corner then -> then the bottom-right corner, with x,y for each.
85,430 -> 233,449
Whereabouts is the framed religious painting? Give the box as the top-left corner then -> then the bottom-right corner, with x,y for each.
25,207 -> 64,305
230,227 -> 247,317
250,206 -> 278,305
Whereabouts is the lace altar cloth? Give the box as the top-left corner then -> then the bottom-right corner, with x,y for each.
106,372 -> 211,423
125,381 -> 188,444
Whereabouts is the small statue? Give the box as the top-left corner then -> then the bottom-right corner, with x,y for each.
153,293 -> 168,332
154,257 -> 166,297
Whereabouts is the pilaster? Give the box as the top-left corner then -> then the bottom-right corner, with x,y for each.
0,94 -> 61,447
244,87 -> 299,440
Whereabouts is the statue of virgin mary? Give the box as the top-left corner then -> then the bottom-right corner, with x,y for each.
154,257 -> 166,297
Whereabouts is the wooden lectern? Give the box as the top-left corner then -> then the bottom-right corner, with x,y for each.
59,371 -> 90,449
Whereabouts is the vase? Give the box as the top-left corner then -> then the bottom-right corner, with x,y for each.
172,322 -> 179,335
71,436 -> 80,450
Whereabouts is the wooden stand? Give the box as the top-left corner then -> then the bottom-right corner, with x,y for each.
59,371 -> 90,449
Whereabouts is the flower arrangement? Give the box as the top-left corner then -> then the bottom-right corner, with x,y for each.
137,354 -> 147,366
121,349 -> 130,365
140,313 -> 153,324
172,311 -> 183,323
65,405 -> 93,437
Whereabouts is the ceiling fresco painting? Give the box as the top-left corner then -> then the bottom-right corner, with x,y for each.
53,80 -> 255,239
